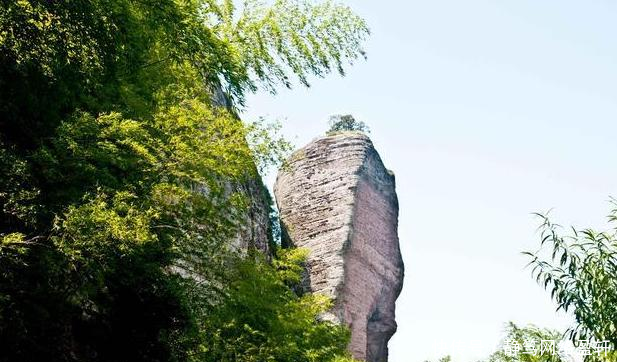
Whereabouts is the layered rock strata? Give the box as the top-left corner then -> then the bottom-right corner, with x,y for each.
274,132 -> 404,362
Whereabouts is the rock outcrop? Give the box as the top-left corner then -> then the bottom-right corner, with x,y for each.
274,132 -> 404,362
209,83 -> 273,256
233,178 -> 273,255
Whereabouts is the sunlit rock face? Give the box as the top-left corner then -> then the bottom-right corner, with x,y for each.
274,132 -> 404,362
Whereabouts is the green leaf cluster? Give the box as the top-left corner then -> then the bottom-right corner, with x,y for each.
0,0 -> 368,361
326,114 -> 370,135
524,205 -> 617,360
204,0 -> 369,96
191,248 -> 353,362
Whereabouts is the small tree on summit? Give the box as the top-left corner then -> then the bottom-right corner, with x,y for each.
327,114 -> 370,134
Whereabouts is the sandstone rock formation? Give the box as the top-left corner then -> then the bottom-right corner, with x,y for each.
233,178 -> 272,255
209,83 -> 273,256
274,132 -> 404,362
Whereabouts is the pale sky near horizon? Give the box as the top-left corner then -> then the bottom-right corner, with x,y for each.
241,1 -> 617,361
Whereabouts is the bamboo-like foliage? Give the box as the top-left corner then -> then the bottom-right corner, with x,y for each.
202,0 -> 369,100
524,204 -> 617,360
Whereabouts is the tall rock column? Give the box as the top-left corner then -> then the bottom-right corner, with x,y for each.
274,132 -> 404,362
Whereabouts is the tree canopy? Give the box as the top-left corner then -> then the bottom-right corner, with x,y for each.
327,114 -> 370,134
0,0 -> 369,361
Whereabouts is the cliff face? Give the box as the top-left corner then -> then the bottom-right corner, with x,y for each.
233,178 -> 272,255
210,84 -> 273,256
274,132 -> 404,362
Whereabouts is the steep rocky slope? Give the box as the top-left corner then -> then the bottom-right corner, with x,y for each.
274,132 -> 404,362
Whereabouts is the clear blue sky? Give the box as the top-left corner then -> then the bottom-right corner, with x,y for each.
242,1 -> 617,361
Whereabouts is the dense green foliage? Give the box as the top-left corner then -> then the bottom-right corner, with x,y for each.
327,114 -> 369,134
0,0 -> 368,361
196,248 -> 352,362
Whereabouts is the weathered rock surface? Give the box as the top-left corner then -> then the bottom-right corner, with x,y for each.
233,177 -> 272,255
209,82 -> 273,256
274,132 -> 404,362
